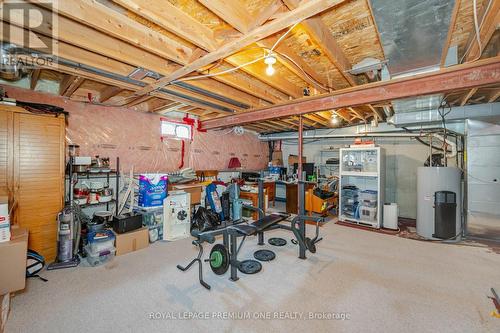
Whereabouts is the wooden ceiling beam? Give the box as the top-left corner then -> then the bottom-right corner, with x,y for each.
348,107 -> 366,121
258,36 -> 328,92
123,95 -> 152,108
112,0 -> 218,52
202,57 -> 500,129
99,86 -> 123,103
30,69 -> 41,90
460,88 -> 478,106
6,4 -> 180,75
248,0 -> 284,31
334,109 -> 352,124
439,0 -> 461,66
282,0 -> 357,87
225,57 -> 303,98
199,0 -> 253,33
132,0 -> 342,97
487,90 -> 500,103
367,104 -> 385,120
59,75 -> 85,97
32,0 -> 192,63
465,0 -> 500,62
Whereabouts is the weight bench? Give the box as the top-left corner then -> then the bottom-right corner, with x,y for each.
177,180 -> 323,290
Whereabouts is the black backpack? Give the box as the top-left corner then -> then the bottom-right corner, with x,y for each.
26,250 -> 48,282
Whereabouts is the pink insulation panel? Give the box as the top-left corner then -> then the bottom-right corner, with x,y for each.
3,86 -> 269,173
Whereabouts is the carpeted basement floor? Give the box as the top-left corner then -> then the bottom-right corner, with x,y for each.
6,219 -> 500,333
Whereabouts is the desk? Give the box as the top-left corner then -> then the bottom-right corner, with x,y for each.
285,183 -> 315,214
239,190 -> 266,220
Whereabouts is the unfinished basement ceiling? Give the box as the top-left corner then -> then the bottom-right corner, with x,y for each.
0,0 -> 498,134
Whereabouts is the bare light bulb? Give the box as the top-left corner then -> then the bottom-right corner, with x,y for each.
265,63 -> 275,76
331,113 -> 341,127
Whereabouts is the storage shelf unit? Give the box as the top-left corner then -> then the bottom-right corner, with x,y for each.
318,149 -> 339,178
339,147 -> 385,228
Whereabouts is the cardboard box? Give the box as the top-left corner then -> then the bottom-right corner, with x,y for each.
114,227 -> 149,256
288,154 -> 306,166
0,293 -> 10,333
0,227 -> 28,295
172,184 -> 202,205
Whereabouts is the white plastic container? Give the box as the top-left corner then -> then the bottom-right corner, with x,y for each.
383,203 -> 398,230
85,245 -> 115,266
359,206 -> 377,222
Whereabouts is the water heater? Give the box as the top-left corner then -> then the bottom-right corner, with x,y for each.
417,167 -> 461,240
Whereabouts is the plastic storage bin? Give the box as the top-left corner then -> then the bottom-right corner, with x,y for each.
360,190 -> 377,201
359,206 -> 377,222
87,230 -> 115,253
85,245 -> 115,266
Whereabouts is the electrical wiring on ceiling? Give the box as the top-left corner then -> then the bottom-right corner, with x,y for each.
460,0 -> 493,63
171,22 -> 303,84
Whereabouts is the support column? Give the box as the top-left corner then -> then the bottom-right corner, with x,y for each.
257,176 -> 264,245
298,115 -> 303,180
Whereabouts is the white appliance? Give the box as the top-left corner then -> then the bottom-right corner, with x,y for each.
163,191 -> 191,241
383,203 -> 399,230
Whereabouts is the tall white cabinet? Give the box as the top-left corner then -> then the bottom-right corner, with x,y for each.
339,147 -> 385,228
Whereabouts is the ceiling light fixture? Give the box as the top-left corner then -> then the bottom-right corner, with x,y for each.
264,53 -> 277,76
330,112 -> 341,127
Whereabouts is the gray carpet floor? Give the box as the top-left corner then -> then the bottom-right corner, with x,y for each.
6,219 -> 500,333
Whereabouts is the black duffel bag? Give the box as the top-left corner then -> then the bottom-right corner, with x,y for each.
191,206 -> 221,232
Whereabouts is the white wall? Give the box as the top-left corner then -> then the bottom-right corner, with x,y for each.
282,138 -> 444,219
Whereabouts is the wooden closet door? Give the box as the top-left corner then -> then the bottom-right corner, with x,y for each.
0,110 -> 13,199
13,112 -> 65,261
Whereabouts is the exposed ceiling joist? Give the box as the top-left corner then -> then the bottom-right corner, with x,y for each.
257,36 -> 328,92
440,0 -> 461,66
282,0 -> 357,86
30,69 -> 41,90
33,0 -> 192,63
202,57 -> 500,129
99,86 -> 123,103
248,1 -> 284,31
199,0 -> 253,33
460,88 -> 478,106
112,0 -> 218,52
487,90 -> 500,103
123,95 -> 152,108
465,0 -> 500,62
59,75 -> 85,97
132,0 -> 342,97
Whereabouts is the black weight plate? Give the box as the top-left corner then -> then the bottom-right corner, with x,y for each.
210,244 -> 229,275
238,259 -> 262,274
268,237 -> 287,247
254,249 -> 276,262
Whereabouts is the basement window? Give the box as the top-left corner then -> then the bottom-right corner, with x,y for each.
160,119 -> 192,141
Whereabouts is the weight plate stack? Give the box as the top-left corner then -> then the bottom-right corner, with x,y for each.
254,249 -> 276,261
238,259 -> 262,274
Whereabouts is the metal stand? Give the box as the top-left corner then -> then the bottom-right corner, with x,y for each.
298,181 -> 307,259
257,177 -> 265,245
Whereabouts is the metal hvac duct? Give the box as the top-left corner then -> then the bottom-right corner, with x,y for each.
0,43 -> 30,81
369,0 -> 455,76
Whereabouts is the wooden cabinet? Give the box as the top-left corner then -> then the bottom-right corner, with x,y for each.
263,181 -> 275,206
285,182 -> 315,214
1,106 -> 65,261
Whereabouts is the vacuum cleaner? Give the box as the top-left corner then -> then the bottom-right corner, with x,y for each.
47,205 -> 80,270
